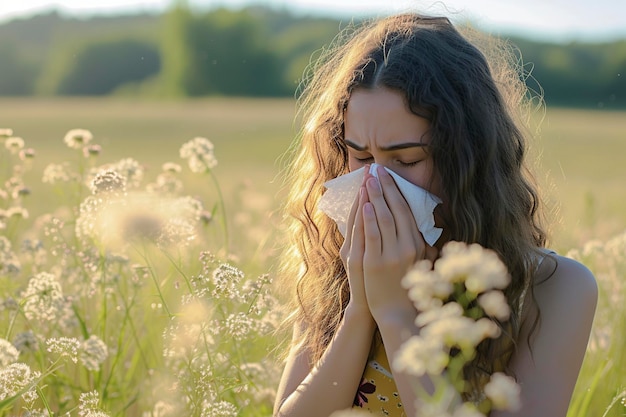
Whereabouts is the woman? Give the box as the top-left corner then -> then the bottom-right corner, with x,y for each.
273,13 -> 597,417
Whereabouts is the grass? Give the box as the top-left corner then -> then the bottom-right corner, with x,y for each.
1,97 -> 625,416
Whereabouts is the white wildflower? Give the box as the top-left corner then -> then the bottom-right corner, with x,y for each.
162,162 -> 182,173
76,191 -> 200,249
42,162 -> 73,184
415,301 -> 463,328
393,335 -> 449,376
64,128 -> 93,149
5,136 -> 25,154
422,316 -> 500,350
180,137 -> 218,173
78,390 -> 110,417
200,400 -> 237,417
211,263 -> 244,298
0,363 -> 41,402
112,158 -> 144,189
0,128 -> 13,139
0,236 -> 21,275
478,291 -> 510,321
224,312 -> 255,341
80,335 -> 109,371
6,206 -> 29,219
90,170 -> 126,195
13,331 -> 39,353
484,372 -> 521,411
46,337 -> 81,363
435,242 -> 510,293
0,338 -> 19,366
22,272 -> 65,321
403,260 -> 450,311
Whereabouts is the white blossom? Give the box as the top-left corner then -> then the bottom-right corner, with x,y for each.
5,136 -> 25,154
180,137 -> 218,173
200,400 -> 237,417
22,272 -> 65,321
478,291 -> 511,321
484,372 -> 521,411
64,129 -> 93,149
393,335 -> 449,376
46,337 -> 81,363
435,242 -> 510,293
80,335 -> 109,371
0,338 -> 19,367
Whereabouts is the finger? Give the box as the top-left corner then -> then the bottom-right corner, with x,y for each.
365,175 -> 397,248
376,166 -> 418,248
362,201 -> 382,259
377,167 -> 438,264
349,187 -> 367,265
343,167 -> 369,251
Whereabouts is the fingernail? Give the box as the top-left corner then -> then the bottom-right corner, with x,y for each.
367,177 -> 381,192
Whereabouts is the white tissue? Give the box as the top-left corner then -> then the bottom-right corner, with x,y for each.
318,163 -> 443,246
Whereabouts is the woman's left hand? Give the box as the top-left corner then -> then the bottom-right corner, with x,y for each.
361,165 -> 438,323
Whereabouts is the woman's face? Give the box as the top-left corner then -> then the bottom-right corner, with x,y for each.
343,86 -> 443,199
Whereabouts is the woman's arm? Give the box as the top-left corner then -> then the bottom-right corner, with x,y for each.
492,255 -> 598,417
273,305 -> 377,417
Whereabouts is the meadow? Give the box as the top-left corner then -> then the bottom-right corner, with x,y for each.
1,97 -> 625,416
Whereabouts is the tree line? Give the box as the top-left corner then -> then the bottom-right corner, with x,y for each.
0,5 -> 624,108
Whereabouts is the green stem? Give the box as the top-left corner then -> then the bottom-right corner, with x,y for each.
205,167 -> 229,251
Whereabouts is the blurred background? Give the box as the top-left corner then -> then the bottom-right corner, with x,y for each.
1,0 -> 625,104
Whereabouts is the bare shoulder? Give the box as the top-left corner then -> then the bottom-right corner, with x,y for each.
534,252 -> 598,311
501,252 -> 598,416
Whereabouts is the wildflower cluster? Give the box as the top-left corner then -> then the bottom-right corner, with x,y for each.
0,127 -> 283,416
159,252 -> 282,416
180,137 -> 218,173
394,241 -> 521,416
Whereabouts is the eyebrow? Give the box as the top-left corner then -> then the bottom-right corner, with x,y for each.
344,139 -> 428,152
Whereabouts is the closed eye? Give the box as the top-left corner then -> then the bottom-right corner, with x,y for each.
399,160 -> 421,167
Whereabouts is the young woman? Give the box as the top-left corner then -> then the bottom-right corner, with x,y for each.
273,13 -> 597,417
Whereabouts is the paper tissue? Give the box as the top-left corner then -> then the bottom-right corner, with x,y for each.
318,163 -> 443,246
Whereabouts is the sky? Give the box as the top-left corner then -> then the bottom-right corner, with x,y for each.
1,0 -> 625,42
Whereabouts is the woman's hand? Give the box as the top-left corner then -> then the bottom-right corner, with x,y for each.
339,167 -> 374,320
362,165 -> 438,323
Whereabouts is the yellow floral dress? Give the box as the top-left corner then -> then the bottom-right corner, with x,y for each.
352,329 -> 405,416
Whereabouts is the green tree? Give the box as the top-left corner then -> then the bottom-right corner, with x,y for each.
49,38 -> 160,95
160,6 -> 290,96
0,42 -> 37,95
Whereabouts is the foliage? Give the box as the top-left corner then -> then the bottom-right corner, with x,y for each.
160,6 -> 289,97
41,37 -> 161,95
0,42 -> 37,95
0,7 -> 623,106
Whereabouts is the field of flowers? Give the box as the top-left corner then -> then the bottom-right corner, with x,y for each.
1,98 -> 625,416
0,127 -> 287,416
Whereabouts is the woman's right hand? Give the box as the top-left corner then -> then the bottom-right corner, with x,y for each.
340,168 -> 373,318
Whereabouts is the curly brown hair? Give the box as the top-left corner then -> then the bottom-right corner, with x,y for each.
277,13 -> 549,397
